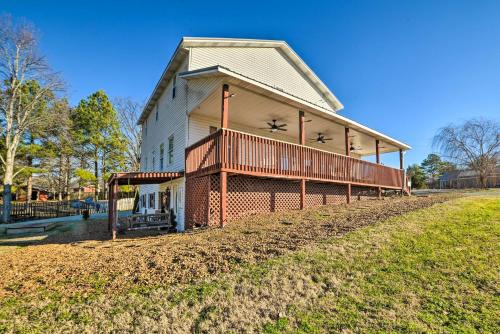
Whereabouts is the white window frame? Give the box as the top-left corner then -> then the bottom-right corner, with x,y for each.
159,143 -> 164,171
168,135 -> 174,165
172,75 -> 177,99
152,150 -> 156,171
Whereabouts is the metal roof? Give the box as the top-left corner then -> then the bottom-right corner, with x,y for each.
107,171 -> 184,186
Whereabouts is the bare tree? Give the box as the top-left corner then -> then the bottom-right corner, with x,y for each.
114,97 -> 142,212
114,97 -> 142,172
0,15 -> 62,222
433,118 -> 499,188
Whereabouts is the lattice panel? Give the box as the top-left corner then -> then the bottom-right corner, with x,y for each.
186,173 -> 384,230
305,182 -> 348,207
209,174 -> 221,227
185,175 -> 210,229
351,186 -> 378,201
226,176 -> 301,220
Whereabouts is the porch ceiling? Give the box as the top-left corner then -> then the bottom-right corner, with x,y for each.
190,83 -> 402,157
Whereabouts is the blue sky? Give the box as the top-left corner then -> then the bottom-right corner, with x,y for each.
2,0 -> 499,167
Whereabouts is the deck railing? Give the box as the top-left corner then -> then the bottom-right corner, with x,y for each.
186,128 -> 404,189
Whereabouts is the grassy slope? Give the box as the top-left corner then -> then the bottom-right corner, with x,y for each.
0,195 -> 498,333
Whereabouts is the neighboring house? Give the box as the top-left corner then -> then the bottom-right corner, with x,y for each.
439,167 -> 500,189
108,37 -> 411,233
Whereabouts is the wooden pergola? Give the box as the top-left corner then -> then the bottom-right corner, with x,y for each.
107,171 -> 184,239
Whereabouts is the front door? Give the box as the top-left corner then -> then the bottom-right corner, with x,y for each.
160,188 -> 171,213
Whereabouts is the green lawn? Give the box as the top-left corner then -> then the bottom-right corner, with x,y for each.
1,194 -> 498,333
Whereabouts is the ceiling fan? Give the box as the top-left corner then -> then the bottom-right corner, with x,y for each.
260,119 -> 287,132
310,133 -> 333,144
350,142 -> 362,152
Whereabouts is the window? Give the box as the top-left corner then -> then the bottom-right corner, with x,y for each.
155,104 -> 159,122
209,126 -> 218,134
140,194 -> 146,209
144,156 -> 148,171
172,75 -> 177,99
149,193 -> 155,209
168,135 -> 174,165
159,143 -> 164,171
152,150 -> 156,170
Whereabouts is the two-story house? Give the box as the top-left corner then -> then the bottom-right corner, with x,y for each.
107,37 -> 410,235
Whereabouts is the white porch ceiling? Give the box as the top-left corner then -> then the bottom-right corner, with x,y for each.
190,83 -> 401,157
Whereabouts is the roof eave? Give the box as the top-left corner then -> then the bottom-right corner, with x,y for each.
179,66 -> 411,151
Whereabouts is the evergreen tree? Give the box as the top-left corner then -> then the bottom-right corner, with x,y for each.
421,153 -> 455,183
72,91 -> 125,199
406,164 -> 426,189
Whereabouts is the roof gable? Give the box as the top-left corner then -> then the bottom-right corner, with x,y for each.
139,37 -> 343,124
184,37 -> 342,112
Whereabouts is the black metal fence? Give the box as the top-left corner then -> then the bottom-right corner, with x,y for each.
0,200 -> 109,223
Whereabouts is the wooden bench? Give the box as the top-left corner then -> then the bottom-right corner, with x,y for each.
117,213 -> 172,231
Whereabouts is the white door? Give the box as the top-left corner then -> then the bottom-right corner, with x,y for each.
173,183 -> 185,232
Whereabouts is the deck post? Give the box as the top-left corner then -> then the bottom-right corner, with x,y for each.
299,110 -> 306,209
399,148 -> 405,195
376,139 -> 382,198
345,127 -> 351,204
221,84 -> 229,128
111,179 -> 118,240
220,84 -> 230,226
107,180 -> 113,232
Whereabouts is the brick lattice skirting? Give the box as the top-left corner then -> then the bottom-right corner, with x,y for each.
185,174 -> 378,229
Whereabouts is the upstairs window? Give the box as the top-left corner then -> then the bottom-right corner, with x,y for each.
144,156 -> 148,171
149,193 -> 155,209
159,143 -> 164,171
172,75 -> 177,99
152,150 -> 156,170
155,104 -> 159,122
168,135 -> 174,165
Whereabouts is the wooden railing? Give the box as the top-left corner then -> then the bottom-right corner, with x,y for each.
186,129 -> 404,189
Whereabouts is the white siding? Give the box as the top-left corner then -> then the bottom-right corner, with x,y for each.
188,114 -> 355,156
158,178 -> 185,232
189,47 -> 333,111
188,114 -> 303,147
186,77 -> 223,113
140,58 -> 189,209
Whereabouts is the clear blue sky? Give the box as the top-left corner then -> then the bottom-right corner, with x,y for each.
2,0 -> 499,167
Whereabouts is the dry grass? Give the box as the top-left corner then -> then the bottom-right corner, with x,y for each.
5,193 -> 497,333
0,195 -> 455,301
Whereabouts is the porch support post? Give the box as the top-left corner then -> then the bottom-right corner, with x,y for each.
399,148 -> 404,169
220,84 -> 230,227
399,148 -> 405,195
299,110 -> 306,209
376,139 -> 382,199
345,127 -> 351,204
221,84 -> 229,129
107,180 -> 113,232
111,179 -> 118,240
375,139 -> 380,164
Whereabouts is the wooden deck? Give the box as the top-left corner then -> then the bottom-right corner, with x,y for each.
185,128 -> 404,190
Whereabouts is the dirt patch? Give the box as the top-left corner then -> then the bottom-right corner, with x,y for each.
0,194 -> 457,299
